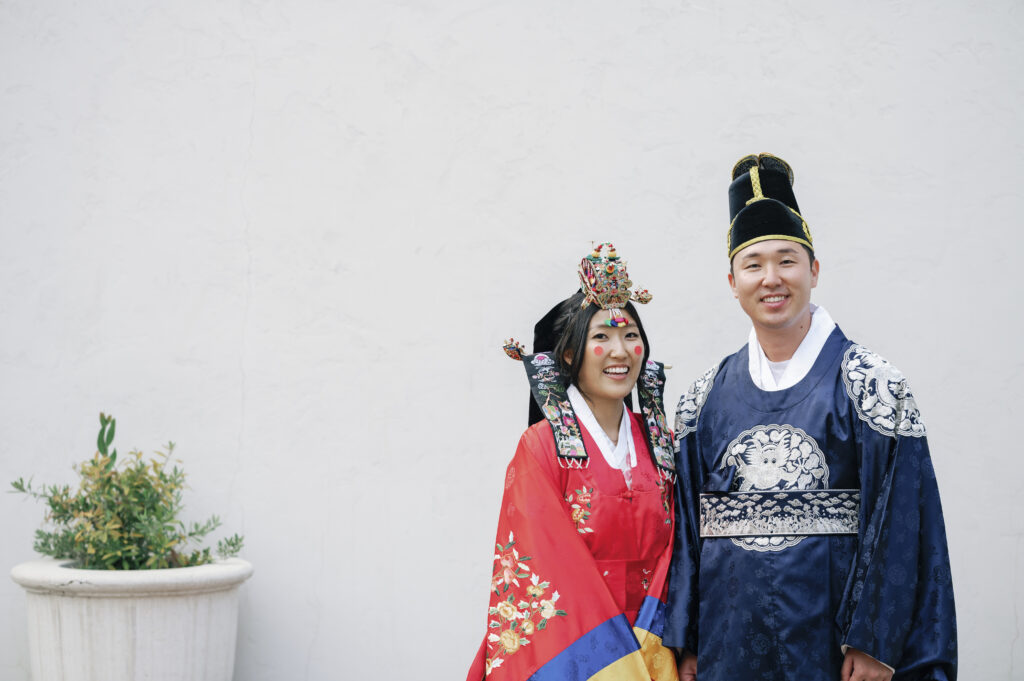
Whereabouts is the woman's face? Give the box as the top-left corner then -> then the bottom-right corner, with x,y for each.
570,310 -> 644,407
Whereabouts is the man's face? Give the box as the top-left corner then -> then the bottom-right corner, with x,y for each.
728,240 -> 819,333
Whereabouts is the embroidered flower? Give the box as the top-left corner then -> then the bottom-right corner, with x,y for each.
495,600 -> 518,621
483,536 -> 566,665
565,487 -> 596,534
499,629 -> 522,654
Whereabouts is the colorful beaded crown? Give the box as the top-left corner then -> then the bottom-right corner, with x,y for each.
578,242 -> 651,327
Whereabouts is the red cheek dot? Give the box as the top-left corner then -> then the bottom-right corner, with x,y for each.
593,347 -> 604,356
633,346 -> 643,355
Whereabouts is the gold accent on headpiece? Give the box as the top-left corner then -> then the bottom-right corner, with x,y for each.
746,165 -> 765,206
578,242 -> 651,327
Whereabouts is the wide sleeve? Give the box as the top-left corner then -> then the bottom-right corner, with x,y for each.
661,366 -> 719,653
835,367 -> 957,680
662,426 -> 703,653
466,426 -> 654,681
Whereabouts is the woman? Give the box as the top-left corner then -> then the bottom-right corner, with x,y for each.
467,244 -> 679,681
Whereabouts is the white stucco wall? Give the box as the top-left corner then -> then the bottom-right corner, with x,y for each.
1,1 -> 1019,679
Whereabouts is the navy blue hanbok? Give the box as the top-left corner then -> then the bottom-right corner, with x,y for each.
663,326 -> 957,680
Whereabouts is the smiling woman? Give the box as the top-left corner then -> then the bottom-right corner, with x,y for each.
465,244 -> 679,681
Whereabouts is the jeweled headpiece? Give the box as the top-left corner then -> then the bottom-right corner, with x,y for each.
727,153 -> 813,260
577,242 -> 651,327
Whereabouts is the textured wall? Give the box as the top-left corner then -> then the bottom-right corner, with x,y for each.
1,1 -> 1020,679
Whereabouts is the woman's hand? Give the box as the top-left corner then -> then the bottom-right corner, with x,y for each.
840,648 -> 892,681
677,651 -> 697,681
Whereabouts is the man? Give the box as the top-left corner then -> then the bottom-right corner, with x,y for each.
663,153 -> 957,681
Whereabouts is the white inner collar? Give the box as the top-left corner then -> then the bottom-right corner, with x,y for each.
566,384 -> 637,485
747,304 -> 836,391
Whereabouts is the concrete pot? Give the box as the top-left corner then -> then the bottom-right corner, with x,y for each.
11,558 -> 253,681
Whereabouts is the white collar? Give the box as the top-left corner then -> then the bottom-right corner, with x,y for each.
566,385 -> 637,482
747,304 -> 836,391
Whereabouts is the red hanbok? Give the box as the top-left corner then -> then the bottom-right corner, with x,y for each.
467,412 -> 678,681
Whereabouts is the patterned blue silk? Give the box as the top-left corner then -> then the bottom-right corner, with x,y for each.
663,327 -> 957,680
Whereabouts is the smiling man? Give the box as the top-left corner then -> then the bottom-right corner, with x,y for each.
662,154 -> 958,681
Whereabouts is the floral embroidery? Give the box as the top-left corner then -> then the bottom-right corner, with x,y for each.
675,363 -> 720,439
565,487 -> 595,534
656,477 -> 673,524
526,354 -> 588,467
485,532 -> 567,675
842,345 -> 926,439
638,360 -> 675,477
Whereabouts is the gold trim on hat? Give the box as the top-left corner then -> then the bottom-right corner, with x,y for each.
727,204 -> 813,259
745,166 -> 765,206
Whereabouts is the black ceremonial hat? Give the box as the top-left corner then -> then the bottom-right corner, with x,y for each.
727,153 -> 813,260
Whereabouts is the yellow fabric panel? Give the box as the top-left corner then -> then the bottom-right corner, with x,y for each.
634,627 -> 679,681
588,650 -> 652,680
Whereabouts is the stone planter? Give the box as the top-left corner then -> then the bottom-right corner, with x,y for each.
11,558 -> 253,681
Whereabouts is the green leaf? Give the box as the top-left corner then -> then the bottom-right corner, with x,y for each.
97,422 -> 107,456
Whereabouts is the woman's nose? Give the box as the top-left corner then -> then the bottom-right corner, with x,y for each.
608,336 -> 628,356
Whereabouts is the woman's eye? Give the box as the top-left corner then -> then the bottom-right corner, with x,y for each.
592,333 -> 608,340
626,332 -> 640,339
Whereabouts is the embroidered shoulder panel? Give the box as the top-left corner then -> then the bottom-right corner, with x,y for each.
523,353 -> 588,468
486,532 -> 567,675
841,344 -> 926,439
638,359 -> 675,478
675,363 -> 720,440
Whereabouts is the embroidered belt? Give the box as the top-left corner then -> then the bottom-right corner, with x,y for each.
699,489 -> 860,538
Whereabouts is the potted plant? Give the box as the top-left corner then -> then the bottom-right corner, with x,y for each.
10,413 -> 253,681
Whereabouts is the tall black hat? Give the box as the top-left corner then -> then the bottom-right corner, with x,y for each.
727,153 -> 812,260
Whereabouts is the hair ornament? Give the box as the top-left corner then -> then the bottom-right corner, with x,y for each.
503,338 -> 527,361
577,242 -> 651,326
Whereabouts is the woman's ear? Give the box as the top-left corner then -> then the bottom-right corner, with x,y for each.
562,349 -> 574,367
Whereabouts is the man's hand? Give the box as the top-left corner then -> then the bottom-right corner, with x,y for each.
840,648 -> 893,681
677,651 -> 697,681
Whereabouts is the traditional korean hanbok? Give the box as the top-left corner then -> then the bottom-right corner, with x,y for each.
467,355 -> 679,681
663,306 -> 957,680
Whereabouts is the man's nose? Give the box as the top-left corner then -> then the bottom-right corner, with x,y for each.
762,265 -> 782,286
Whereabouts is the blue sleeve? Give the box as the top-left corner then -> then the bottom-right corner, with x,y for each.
836,382 -> 958,680
662,412 -> 704,652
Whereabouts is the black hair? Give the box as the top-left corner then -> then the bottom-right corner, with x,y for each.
551,291 -> 651,390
